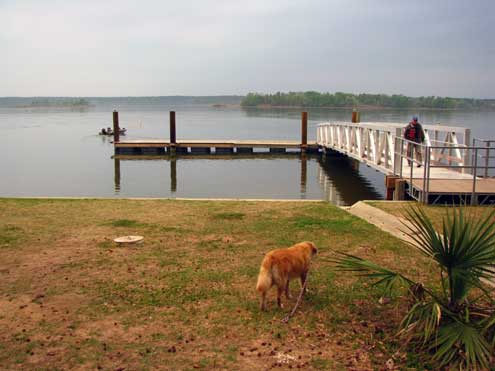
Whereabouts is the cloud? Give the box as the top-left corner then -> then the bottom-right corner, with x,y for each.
1,0 -> 494,97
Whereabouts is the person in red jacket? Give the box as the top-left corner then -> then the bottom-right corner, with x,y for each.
404,116 -> 425,167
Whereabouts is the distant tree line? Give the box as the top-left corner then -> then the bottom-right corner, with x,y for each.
241,92 -> 495,110
30,98 -> 90,107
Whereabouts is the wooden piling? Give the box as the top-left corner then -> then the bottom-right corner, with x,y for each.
351,109 -> 360,123
301,112 -> 308,151
394,179 -> 407,200
113,111 -> 120,143
385,175 -> 400,200
170,111 -> 176,144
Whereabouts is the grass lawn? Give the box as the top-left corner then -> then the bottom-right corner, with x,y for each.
366,201 -> 495,230
0,198 -> 434,371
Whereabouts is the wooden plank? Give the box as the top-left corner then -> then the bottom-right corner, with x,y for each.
116,142 -> 170,148
411,179 -> 495,194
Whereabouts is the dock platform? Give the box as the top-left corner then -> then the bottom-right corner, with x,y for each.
115,139 -> 319,154
409,178 -> 495,204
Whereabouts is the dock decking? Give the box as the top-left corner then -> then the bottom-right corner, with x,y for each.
115,139 -> 319,153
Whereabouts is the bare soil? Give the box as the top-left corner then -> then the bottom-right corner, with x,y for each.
0,199 -> 431,370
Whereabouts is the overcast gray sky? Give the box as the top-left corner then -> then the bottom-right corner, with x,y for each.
1,0 -> 494,98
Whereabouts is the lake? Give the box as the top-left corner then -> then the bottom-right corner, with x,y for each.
1,99 -> 494,205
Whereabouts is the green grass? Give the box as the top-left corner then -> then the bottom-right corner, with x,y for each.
311,357 -> 335,369
212,212 -> 245,220
0,198 -> 434,370
0,224 -> 24,247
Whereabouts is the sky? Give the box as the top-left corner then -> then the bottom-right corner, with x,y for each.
1,0 -> 494,98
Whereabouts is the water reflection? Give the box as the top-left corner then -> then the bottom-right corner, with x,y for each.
112,153 -> 384,205
241,106 -> 462,124
170,158 -> 177,193
300,153 -> 307,197
114,158 -> 121,193
317,154 -> 383,205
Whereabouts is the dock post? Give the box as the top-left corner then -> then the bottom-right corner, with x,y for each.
385,175 -> 400,200
351,109 -> 360,123
113,111 -> 120,143
170,111 -> 176,154
301,112 -> 308,152
394,179 -> 406,200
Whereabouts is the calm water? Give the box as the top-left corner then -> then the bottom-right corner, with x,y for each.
1,101 -> 494,205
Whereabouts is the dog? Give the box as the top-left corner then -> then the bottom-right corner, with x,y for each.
256,241 -> 317,311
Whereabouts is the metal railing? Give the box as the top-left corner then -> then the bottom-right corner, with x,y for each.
473,138 -> 495,178
317,122 -> 472,175
394,138 -> 495,205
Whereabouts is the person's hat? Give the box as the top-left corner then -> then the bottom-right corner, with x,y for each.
412,116 -> 418,122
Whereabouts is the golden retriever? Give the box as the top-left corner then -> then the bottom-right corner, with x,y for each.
256,241 -> 317,311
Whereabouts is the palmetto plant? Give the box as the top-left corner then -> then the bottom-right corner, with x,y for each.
334,207 -> 495,370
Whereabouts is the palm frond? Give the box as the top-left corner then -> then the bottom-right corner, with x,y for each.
482,314 -> 495,348
333,252 -> 414,296
403,206 -> 495,305
431,321 -> 492,370
399,301 -> 442,345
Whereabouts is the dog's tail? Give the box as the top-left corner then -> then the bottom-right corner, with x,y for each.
256,255 -> 273,293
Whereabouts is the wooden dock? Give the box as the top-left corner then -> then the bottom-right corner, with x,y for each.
112,111 -> 318,154
115,139 -> 319,153
109,110 -> 494,205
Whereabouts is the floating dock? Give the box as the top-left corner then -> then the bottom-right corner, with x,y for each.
115,139 -> 319,154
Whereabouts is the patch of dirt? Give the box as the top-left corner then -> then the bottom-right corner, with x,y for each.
0,199 -> 419,370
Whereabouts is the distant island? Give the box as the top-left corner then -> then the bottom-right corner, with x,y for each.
29,98 -> 90,107
241,92 -> 495,110
11,98 -> 91,108
0,96 -> 244,108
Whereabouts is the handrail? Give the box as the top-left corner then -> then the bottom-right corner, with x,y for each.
318,122 -> 494,204
473,138 -> 494,178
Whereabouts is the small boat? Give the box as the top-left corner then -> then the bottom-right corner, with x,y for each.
99,127 -> 127,136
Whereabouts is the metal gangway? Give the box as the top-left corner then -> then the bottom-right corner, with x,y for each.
317,122 -> 495,205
